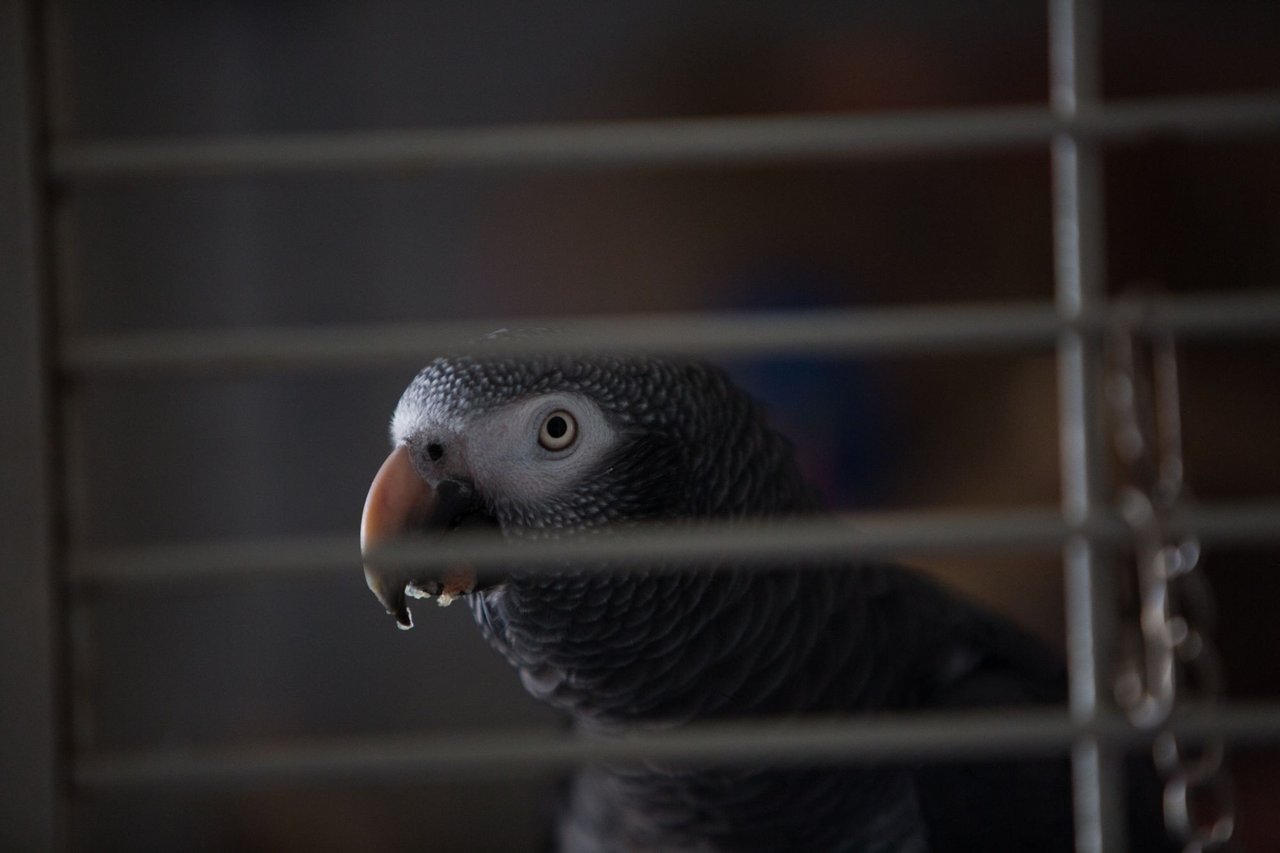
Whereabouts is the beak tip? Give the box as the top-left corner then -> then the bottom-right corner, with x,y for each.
363,445 -> 435,631
365,563 -> 414,629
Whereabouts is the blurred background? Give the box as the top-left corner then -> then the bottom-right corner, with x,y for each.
9,0 -> 1280,849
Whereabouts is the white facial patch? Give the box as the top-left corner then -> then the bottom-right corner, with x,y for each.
463,394 -> 618,505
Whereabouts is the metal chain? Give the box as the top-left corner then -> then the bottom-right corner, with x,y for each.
1106,315 -> 1237,853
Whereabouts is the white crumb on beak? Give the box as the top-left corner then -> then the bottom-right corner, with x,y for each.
405,583 -> 432,600
436,592 -> 455,607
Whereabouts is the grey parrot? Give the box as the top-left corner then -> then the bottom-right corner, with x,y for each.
360,346 -> 1172,852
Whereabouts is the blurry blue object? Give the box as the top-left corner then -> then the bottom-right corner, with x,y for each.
718,262 -> 901,509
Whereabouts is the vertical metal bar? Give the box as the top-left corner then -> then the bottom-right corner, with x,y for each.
0,1 -> 63,849
40,0 -> 100,756
1049,1 -> 1126,852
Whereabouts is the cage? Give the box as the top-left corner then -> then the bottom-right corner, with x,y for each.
3,0 -> 1280,850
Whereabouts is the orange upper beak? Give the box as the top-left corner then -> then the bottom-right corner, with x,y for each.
361,445 -> 482,628
361,446 -> 434,628
361,446 -> 434,558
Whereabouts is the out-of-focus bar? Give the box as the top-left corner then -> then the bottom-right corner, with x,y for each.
57,290 -> 1280,378
48,94 -> 1280,180
73,703 -> 1280,790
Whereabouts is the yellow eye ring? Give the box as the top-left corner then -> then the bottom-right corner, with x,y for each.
538,410 -> 578,451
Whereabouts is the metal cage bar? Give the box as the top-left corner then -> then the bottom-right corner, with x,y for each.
50,289 -> 1280,377
1048,1 -> 1126,850
0,1 -> 62,849
66,501 -> 1280,588
74,703 -> 1280,790
46,93 -> 1280,179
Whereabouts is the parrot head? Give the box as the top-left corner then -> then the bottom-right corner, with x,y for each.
365,347 -> 753,627
361,346 -> 817,629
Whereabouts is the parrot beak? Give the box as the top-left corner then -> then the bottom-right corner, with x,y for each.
361,445 -> 483,629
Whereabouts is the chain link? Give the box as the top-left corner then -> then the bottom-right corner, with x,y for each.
1106,312 -> 1237,852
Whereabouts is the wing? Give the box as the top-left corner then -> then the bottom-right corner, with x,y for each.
904,578 -> 1176,853
913,616 -> 1074,853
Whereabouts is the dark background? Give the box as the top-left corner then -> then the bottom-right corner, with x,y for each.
45,1 -> 1280,849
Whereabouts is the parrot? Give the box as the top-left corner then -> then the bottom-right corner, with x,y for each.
360,343 -> 1173,852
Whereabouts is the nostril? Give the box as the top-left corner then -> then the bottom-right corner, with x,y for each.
426,443 -> 444,462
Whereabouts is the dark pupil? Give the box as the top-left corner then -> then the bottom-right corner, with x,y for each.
546,415 -> 568,439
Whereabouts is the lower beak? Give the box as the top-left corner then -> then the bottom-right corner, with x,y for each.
360,445 -> 480,629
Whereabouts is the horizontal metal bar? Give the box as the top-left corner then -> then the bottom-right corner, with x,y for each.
73,702 -> 1280,789
61,303 -> 1063,377
59,290 -> 1280,378
70,509 -> 1082,587
69,501 -> 1280,588
48,93 -> 1280,180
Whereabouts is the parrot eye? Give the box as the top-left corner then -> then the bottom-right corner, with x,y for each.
538,410 -> 578,451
